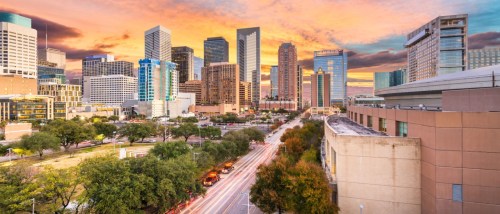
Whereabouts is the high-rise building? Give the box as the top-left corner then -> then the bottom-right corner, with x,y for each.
313,50 -> 348,106
270,65 -> 278,99
193,56 -> 203,80
38,83 -> 81,108
37,66 -> 65,84
204,37 -> 229,67
406,14 -> 468,82
468,46 -> 500,69
237,27 -> 261,105
0,12 -> 37,79
239,81 -> 252,111
311,68 -> 331,107
278,43 -> 297,108
179,80 -> 202,105
374,69 -> 408,91
172,46 -> 194,83
201,63 -> 239,106
83,75 -> 137,106
297,65 -> 303,109
37,48 -> 66,69
0,75 -> 37,95
145,25 -> 171,61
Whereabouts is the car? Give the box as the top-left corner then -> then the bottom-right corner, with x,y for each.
221,162 -> 234,174
203,172 -> 220,186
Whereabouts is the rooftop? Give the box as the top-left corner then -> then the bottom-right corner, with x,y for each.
327,116 -> 385,136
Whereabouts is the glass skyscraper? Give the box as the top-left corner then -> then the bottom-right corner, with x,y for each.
145,25 -> 172,61
270,66 -> 278,98
193,56 -> 203,80
172,46 -> 194,83
374,69 -> 407,91
204,37 -> 229,67
237,27 -> 261,105
313,50 -> 347,106
138,58 -> 178,102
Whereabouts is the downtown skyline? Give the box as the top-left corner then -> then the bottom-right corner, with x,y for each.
1,0 -> 499,97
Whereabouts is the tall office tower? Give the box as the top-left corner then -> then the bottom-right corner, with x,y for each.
374,69 -> 408,91
201,63 -> 239,106
179,80 -> 202,105
0,12 -> 37,79
172,46 -> 194,83
237,27 -> 261,105
83,75 -> 137,106
270,65 -> 278,98
468,46 -> 500,69
193,56 -> 203,80
138,58 -> 178,118
37,48 -> 66,69
278,43 -> 297,106
311,68 -> 331,107
297,65 -> 303,109
145,25 -> 171,61
313,49 -> 348,106
82,55 -> 134,99
406,14 -> 468,82
239,81 -> 252,110
204,37 -> 229,67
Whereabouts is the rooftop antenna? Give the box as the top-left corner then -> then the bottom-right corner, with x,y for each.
45,23 -> 48,49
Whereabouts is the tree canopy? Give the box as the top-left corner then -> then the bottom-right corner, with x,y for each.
20,132 -> 60,158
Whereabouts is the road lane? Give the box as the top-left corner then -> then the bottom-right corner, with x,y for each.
181,118 -> 302,214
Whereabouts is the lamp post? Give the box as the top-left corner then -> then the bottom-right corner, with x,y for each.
7,148 -> 13,162
112,131 -> 117,153
197,126 -> 202,147
32,198 -> 35,214
360,204 -> 364,214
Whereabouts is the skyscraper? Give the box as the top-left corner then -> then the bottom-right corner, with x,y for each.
311,68 -> 331,107
201,63 -> 239,106
278,43 -> 297,109
406,14 -> 468,82
204,37 -> 229,67
313,50 -> 348,106
237,27 -> 261,105
37,48 -> 66,69
374,69 -> 408,91
84,75 -> 137,106
0,12 -> 37,79
468,46 -> 500,69
172,46 -> 194,83
193,56 -> 204,80
270,66 -> 278,99
297,65 -> 303,109
145,25 -> 172,61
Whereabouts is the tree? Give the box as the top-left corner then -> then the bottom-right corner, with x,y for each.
20,132 -> 60,158
108,115 -> 119,123
171,123 -> 199,142
284,137 -> 306,160
42,120 -> 95,151
118,123 -> 155,146
35,166 -> 81,213
93,122 -> 117,139
182,117 -> 198,123
150,141 -> 190,160
241,127 -> 265,142
157,125 -> 173,142
251,156 -> 293,214
200,126 -> 221,140
0,163 -> 40,213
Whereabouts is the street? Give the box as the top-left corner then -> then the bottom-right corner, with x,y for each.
181,117 -> 302,214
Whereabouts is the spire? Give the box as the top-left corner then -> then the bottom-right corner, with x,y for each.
45,23 -> 48,49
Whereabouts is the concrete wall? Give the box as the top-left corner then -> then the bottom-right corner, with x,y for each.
347,106 -> 500,214
0,75 -> 37,95
442,88 -> 500,112
324,120 -> 421,214
3,123 -> 32,141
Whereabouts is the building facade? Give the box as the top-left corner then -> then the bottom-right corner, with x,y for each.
83,75 -> 137,106
297,64 -> 303,109
311,68 -> 331,107
374,69 -> 408,91
179,80 -> 202,105
204,37 -> 229,67
37,66 -> 65,84
193,56 -> 203,80
0,75 -> 37,95
37,48 -> 66,69
468,46 -> 500,69
172,46 -> 194,83
201,63 -> 239,106
38,83 -> 81,108
406,14 -> 468,82
0,12 -> 37,79
145,25 -> 171,61
82,55 -> 133,77
270,65 -> 278,99
278,43 -> 298,111
0,95 -> 54,122
313,50 -> 347,106
239,81 -> 252,111
237,27 -> 261,106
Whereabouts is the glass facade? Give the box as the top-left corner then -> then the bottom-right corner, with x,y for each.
172,46 -> 194,83
396,121 -> 408,137
138,58 -> 178,102
204,37 -> 229,67
193,56 -> 203,80
374,69 -> 407,90
0,12 -> 31,28
317,74 -> 324,107
270,66 -> 278,98
468,46 -> 500,69
313,50 -> 347,105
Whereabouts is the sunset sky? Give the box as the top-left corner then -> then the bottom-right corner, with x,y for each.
1,0 -> 499,99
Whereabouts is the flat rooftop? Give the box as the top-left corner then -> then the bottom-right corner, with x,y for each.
327,116 -> 386,136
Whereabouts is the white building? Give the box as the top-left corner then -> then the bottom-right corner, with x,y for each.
145,25 -> 171,61
0,13 -> 37,79
83,75 -> 137,106
37,48 -> 66,69
237,27 -> 261,105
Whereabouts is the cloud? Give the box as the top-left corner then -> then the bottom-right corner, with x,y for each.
261,74 -> 270,81
298,58 -> 313,70
469,32 -> 500,49
49,44 -> 110,60
348,50 -> 407,69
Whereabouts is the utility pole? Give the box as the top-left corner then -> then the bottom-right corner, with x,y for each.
32,198 -> 35,214
7,148 -> 12,162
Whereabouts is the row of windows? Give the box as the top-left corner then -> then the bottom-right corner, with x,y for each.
348,112 -> 407,137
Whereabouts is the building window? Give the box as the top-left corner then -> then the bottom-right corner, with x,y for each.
354,113 -> 357,122
367,116 -> 373,128
452,184 -> 462,202
360,114 -> 364,125
396,121 -> 408,137
379,118 -> 386,132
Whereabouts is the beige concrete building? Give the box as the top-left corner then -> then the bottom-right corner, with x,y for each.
2,123 -> 32,141
0,75 -> 37,95
179,80 -> 202,105
239,81 -> 252,111
201,63 -> 239,107
324,116 -> 421,214
0,94 -> 54,122
195,104 -> 239,117
38,83 -> 81,108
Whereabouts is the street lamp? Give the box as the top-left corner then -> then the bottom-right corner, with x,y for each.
7,148 -> 13,162
112,131 -> 117,153
360,204 -> 364,214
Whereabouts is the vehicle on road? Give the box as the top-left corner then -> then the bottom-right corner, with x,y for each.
221,162 -> 234,174
203,171 -> 220,186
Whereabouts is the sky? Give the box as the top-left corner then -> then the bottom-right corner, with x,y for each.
1,0 -> 499,100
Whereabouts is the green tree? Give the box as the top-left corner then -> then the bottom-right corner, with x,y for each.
93,122 -> 117,139
171,123 -> 199,142
150,141 -> 190,160
242,127 -> 265,142
42,120 -> 95,151
182,117 -> 198,123
35,166 -> 81,213
20,132 -> 60,158
157,125 -> 173,142
0,163 -> 40,213
108,115 -> 119,123
200,126 -> 221,140
118,123 -> 155,146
